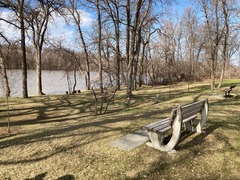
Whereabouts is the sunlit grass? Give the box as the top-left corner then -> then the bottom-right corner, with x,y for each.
0,80 -> 240,179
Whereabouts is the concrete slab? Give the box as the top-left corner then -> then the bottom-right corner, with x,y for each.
108,129 -> 149,151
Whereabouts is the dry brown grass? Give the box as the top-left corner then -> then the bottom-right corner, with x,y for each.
0,80 -> 240,180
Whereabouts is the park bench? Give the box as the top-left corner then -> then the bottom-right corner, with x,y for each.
144,99 -> 209,152
223,85 -> 236,97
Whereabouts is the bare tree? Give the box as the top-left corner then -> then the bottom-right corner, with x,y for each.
217,0 -> 237,88
0,0 -> 28,98
102,0 -> 121,90
50,41 -> 85,93
101,27 -> 114,86
67,0 -> 91,90
200,0 -> 224,90
0,34 -> 11,97
27,0 -> 63,95
96,0 -> 103,92
182,8 -> 198,81
19,0 -> 28,98
139,27 -> 159,87
126,0 -> 152,98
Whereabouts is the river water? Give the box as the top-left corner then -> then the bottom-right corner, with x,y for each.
0,70 -> 97,97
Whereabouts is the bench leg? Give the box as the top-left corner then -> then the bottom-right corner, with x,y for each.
146,107 -> 182,152
184,120 -> 194,132
196,99 -> 209,133
146,131 -> 165,150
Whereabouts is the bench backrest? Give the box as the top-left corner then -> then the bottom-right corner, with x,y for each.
181,100 -> 205,119
170,99 -> 206,121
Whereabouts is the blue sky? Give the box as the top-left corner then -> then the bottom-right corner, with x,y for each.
0,1 -> 194,47
0,8 -> 94,47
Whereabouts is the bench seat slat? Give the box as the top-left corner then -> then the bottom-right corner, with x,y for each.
157,126 -> 171,133
144,119 -> 170,130
152,123 -> 171,132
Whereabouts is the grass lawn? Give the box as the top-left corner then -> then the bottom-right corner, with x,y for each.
0,80 -> 240,180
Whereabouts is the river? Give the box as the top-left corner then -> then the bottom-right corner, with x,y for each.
0,70 -> 97,97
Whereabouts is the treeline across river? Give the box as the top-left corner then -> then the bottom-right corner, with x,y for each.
1,44 -> 240,98
2,44 -> 240,79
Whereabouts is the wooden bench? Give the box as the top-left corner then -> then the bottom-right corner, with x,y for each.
223,85 -> 236,97
144,99 -> 209,152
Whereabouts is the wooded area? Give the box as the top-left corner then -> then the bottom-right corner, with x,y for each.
0,0 -> 240,98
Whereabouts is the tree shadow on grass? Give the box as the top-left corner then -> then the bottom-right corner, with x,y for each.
0,132 -> 110,165
25,172 -> 47,180
0,83 -> 212,131
57,174 -> 75,180
178,121 -> 238,151
24,173 -> 75,180
0,84 -> 238,172
0,102 -> 160,165
0,104 -> 169,149
0,100 -> 178,165
0,95 -> 93,128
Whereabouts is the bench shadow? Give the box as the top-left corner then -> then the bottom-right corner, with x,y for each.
128,120 -> 238,180
178,118 -> 239,151
127,93 -> 240,179
177,123 -> 218,151
224,94 -> 234,98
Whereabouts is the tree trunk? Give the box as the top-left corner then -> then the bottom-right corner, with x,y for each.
120,58 -> 126,84
202,0 -> 220,91
210,52 -> 216,91
68,0 -> 91,90
19,0 -> 28,98
104,40 -> 113,86
133,27 -> 142,90
36,48 -> 44,95
133,55 -> 138,91
212,0 -> 220,91
0,57 -> 10,97
126,0 -> 142,98
66,71 -> 72,94
217,0 -> 229,89
73,68 -> 77,92
96,0 -> 103,93
126,58 -> 134,97
115,22 -> 121,90
139,43 -> 146,87
77,16 -> 91,90
125,0 -> 131,96
105,0 -> 121,90
125,0 -> 130,66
